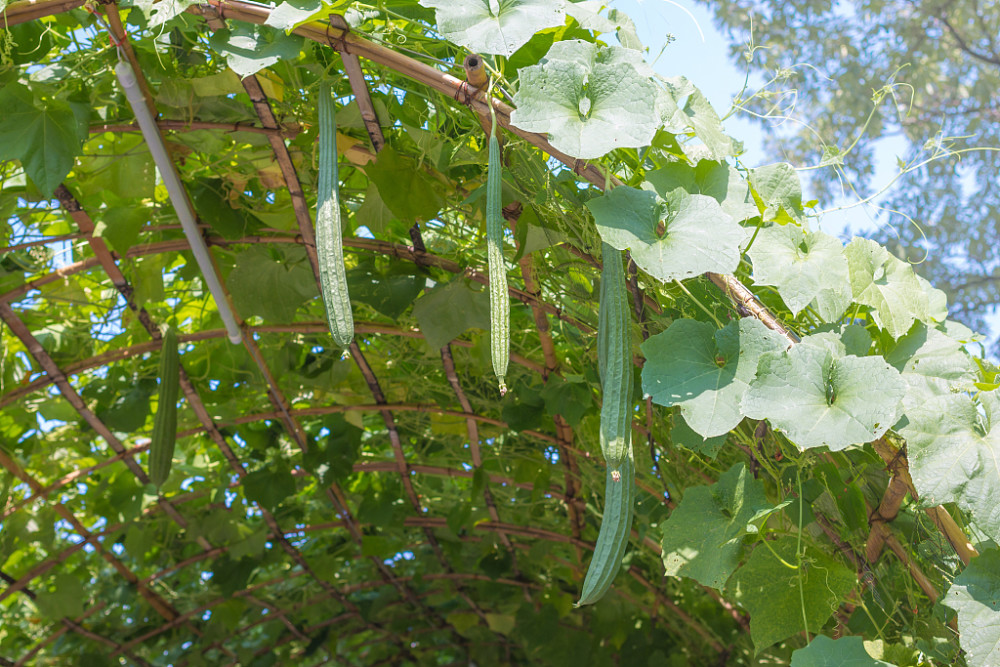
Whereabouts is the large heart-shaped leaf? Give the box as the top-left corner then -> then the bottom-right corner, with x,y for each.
420,0 -> 566,57
748,223 -> 851,319
412,278 -> 491,350
742,341 -> 905,450
727,537 -> 855,654
886,321 -> 977,402
845,238 -> 931,339
0,83 -> 88,196
790,636 -> 893,667
510,40 -> 661,159
661,463 -> 778,589
943,548 -> 1000,667
641,318 -> 787,438
644,159 -> 758,222
225,246 -> 318,322
208,25 -> 304,78
749,163 -> 804,223
587,186 -> 743,283
898,390 -> 1000,542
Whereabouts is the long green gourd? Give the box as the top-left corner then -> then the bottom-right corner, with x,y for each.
577,243 -> 635,606
598,243 -> 633,471
317,81 -> 354,348
149,325 -> 179,489
487,110 -> 509,394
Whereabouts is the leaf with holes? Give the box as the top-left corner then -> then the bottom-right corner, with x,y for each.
742,341 -> 905,450
641,318 -> 787,438
419,0 -> 566,56
510,40 -> 661,159
587,187 -> 743,283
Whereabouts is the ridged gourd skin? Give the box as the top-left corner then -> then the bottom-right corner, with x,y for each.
486,123 -> 509,394
317,81 -> 354,348
597,244 -> 633,470
577,452 -> 635,606
149,326 -> 180,489
577,243 -> 635,607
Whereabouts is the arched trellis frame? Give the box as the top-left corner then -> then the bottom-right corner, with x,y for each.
0,0 -> 984,665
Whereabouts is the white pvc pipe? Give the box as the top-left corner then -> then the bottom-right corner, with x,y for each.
114,59 -> 244,345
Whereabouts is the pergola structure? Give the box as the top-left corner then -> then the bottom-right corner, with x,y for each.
0,1 -> 984,665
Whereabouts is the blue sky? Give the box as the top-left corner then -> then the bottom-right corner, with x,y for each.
610,0 -> 893,238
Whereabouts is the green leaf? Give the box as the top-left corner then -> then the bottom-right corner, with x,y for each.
943,548 -> 1000,667
243,465 -> 296,511
302,415 -> 363,485
886,321 -> 977,401
541,375 -> 592,426
98,378 -> 155,433
447,611 -> 481,636
0,83 -> 87,196
190,179 -> 258,239
845,238 -> 930,339
76,134 -> 155,198
727,537 -> 855,654
478,548 -> 513,579
681,89 -> 736,160
133,0 -> 200,26
750,163 -> 804,223
485,612 -> 517,635
641,318 -> 787,438
226,246 -> 318,322
669,412 -> 727,458
412,278 -> 490,350
790,636 -> 893,667
208,25 -> 303,79
264,0 -> 326,32
660,463 -> 776,589
419,0 -> 566,57
365,145 -> 445,221
748,223 -> 852,319
33,573 -> 87,619
564,1 -> 620,33
588,187 -> 744,283
897,391 -> 1000,542
742,341 -> 905,450
644,159 -> 758,222
345,260 -> 423,321
510,40 -> 662,159
212,555 -> 256,596
355,182 -> 397,234
93,206 -> 148,254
